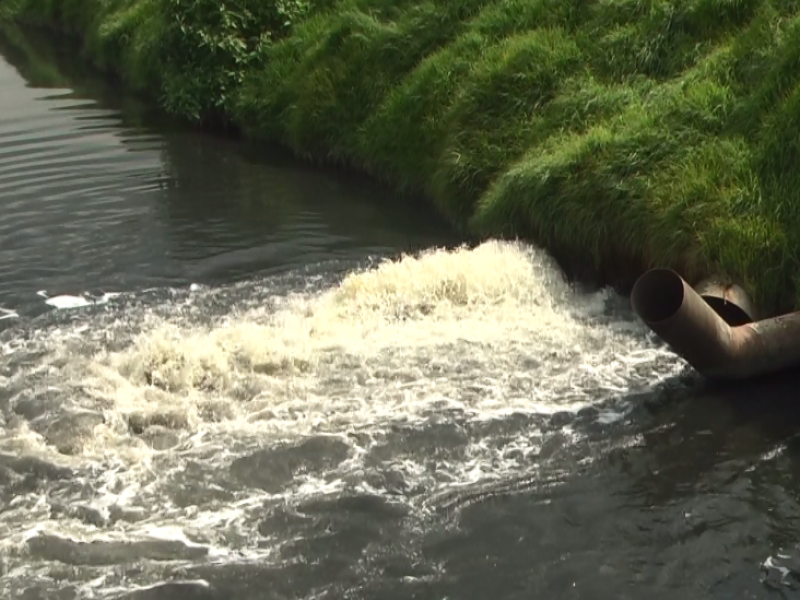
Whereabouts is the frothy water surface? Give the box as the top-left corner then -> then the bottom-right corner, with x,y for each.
0,240 -> 681,598
3,27 -> 800,600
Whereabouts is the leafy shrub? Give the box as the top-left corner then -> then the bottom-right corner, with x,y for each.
159,0 -> 312,123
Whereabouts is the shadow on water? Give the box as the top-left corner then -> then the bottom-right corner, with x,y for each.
154,131 -> 463,283
0,24 -> 156,125
0,24 -> 461,307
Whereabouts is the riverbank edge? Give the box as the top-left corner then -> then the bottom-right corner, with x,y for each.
1,0 -> 796,312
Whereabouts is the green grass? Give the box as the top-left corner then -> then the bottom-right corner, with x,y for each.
5,0 -> 800,311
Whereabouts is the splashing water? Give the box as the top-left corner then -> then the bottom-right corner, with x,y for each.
0,241 -> 683,597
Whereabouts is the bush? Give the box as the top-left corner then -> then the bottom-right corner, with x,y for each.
158,0 -> 311,123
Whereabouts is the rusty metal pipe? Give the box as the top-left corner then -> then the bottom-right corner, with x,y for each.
631,269 -> 800,380
694,277 -> 757,326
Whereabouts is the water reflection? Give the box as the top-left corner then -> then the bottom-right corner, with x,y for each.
0,26 -> 458,308
156,131 -> 458,282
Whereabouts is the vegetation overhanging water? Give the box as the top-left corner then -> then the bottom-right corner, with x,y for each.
2,0 -> 799,313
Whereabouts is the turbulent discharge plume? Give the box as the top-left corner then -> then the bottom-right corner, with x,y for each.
0,240 -> 682,597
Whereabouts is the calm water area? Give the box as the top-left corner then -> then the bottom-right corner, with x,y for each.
0,27 -> 799,600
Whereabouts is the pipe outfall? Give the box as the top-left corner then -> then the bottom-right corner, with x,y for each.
631,269 -> 800,380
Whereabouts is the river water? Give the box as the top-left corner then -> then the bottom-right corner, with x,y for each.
0,28 -> 799,600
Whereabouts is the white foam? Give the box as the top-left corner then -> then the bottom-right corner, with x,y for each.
36,289 -> 121,310
0,240 -> 683,597
69,242 -> 667,440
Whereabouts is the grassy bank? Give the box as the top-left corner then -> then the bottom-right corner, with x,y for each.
2,0 -> 800,311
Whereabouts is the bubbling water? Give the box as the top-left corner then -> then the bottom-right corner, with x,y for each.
0,240 -> 682,597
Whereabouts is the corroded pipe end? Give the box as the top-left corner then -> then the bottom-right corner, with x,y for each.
631,268 -> 685,324
631,269 -> 736,379
694,277 -> 757,326
633,269 -> 800,381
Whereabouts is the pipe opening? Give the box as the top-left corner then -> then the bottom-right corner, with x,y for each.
631,269 -> 684,323
693,278 -> 757,326
700,297 -> 754,327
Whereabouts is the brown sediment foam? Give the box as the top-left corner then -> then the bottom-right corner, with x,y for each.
4,242 -> 682,462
